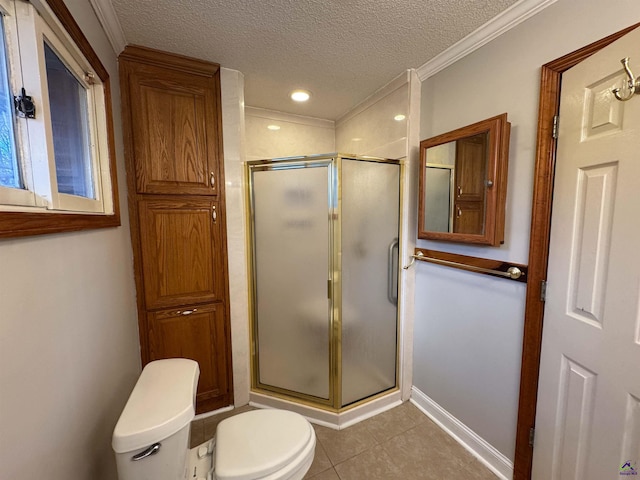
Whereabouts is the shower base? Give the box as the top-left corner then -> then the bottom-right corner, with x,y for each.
249,389 -> 402,430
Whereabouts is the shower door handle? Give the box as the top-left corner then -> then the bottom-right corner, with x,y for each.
388,238 -> 399,305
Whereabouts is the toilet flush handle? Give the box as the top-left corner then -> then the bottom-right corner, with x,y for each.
131,443 -> 161,461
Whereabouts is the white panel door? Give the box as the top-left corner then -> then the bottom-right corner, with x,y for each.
532,27 -> 640,480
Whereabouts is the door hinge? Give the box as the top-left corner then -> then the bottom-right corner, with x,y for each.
540,280 -> 547,302
552,115 -> 559,139
529,427 -> 535,447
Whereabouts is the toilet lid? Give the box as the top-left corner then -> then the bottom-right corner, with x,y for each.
215,409 -> 313,480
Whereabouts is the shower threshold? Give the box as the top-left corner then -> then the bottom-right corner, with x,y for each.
249,388 -> 402,430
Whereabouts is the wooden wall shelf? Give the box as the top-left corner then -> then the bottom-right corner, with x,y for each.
407,248 -> 528,283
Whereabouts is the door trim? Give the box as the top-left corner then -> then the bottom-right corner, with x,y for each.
513,22 -> 640,480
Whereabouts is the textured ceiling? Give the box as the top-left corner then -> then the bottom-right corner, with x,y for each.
110,0 -> 519,120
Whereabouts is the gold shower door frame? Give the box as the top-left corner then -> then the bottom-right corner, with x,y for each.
246,154 -> 402,412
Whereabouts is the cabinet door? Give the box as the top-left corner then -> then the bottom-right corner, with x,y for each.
148,303 -> 231,412
138,198 -> 225,309
126,62 -> 220,195
454,134 -> 486,235
455,134 -> 487,202
453,201 -> 484,235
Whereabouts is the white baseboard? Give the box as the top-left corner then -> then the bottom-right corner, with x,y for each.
193,404 -> 234,421
411,386 -> 513,480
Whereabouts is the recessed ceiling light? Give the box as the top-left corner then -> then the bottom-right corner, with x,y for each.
267,125 -> 281,131
394,114 -> 406,121
352,138 -> 362,142
290,89 -> 311,102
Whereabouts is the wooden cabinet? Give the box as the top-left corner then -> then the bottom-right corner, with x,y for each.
138,198 -> 225,309
453,201 -> 484,235
128,62 -> 221,196
454,133 -> 487,235
148,303 -> 230,412
120,45 -> 232,413
455,134 -> 487,203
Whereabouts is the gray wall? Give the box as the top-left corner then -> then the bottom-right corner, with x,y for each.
0,1 -> 140,479
415,0 -> 640,461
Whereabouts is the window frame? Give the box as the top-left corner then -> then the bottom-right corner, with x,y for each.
0,0 -> 36,208
0,0 -> 119,238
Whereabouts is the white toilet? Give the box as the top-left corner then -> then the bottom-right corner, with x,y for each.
112,359 -> 316,480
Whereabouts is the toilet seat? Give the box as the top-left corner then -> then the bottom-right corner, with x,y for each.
215,410 -> 316,480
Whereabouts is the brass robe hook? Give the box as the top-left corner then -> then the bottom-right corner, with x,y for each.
612,57 -> 640,102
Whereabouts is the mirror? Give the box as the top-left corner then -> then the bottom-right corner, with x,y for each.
418,113 -> 510,246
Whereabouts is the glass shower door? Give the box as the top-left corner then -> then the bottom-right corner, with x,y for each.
250,162 -> 332,400
340,159 -> 400,406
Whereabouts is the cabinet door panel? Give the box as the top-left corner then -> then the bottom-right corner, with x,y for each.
454,201 -> 484,235
128,63 -> 219,195
148,303 -> 231,411
455,134 -> 487,202
138,198 -> 224,309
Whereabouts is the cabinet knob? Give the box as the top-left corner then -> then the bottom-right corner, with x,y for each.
210,171 -> 215,188
212,206 -> 217,222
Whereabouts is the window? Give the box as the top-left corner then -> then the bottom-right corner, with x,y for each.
0,0 -> 119,237
44,41 -> 94,199
0,14 -> 20,190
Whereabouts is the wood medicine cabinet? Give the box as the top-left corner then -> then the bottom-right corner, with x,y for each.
418,113 -> 510,246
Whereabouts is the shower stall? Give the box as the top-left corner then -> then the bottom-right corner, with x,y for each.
246,154 -> 401,410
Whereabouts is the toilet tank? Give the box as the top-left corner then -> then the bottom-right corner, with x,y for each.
112,359 -> 200,480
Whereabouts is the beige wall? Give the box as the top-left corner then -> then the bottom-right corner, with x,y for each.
220,68 -> 251,407
0,1 -> 140,479
245,107 -> 335,160
335,74 -> 409,159
414,0 -> 640,469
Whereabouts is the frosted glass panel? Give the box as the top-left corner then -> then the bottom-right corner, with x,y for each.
341,159 -> 399,406
252,164 -> 331,399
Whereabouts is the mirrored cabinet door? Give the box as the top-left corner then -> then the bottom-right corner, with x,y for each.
418,113 -> 510,246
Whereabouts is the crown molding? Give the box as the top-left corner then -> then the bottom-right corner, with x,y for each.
416,0 -> 557,81
88,0 -> 126,54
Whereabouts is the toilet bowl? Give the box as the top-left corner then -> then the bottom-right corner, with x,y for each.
112,359 -> 315,480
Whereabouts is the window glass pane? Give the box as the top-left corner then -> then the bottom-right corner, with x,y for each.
0,15 -> 21,189
44,42 -> 94,199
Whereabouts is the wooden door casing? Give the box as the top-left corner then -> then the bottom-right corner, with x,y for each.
531,26 -> 640,480
513,23 -> 640,480
138,198 -> 224,310
148,303 -> 231,413
125,62 -> 220,196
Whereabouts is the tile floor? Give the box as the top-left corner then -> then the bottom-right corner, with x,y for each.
190,402 -> 498,480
